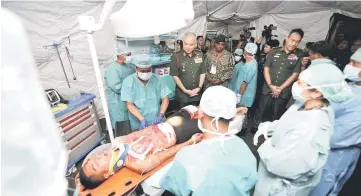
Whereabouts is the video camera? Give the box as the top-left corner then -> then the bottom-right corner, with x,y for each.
240,27 -> 255,40
262,24 -> 277,42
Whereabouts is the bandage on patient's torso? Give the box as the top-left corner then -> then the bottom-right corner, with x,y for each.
112,107 -> 201,160
126,123 -> 177,160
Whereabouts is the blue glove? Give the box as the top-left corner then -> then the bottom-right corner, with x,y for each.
140,119 -> 148,130
153,114 -> 164,125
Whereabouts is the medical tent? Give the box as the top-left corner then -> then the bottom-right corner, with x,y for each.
3,1 -> 361,117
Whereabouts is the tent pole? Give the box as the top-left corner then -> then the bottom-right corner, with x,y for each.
86,32 -> 115,143
208,0 -> 234,17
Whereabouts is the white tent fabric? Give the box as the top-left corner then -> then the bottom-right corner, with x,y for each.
3,1 -> 361,117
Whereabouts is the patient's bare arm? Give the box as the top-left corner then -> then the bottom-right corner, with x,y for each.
125,133 -> 203,173
236,107 -> 248,114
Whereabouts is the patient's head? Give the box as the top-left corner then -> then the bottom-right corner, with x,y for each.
79,144 -> 113,189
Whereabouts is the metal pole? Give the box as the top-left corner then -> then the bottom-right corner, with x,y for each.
54,43 -> 71,88
86,32 -> 115,143
65,47 -> 77,80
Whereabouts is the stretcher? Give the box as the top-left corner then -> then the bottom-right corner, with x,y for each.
75,157 -> 173,196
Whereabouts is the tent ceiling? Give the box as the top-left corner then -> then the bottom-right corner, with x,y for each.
193,1 -> 361,25
3,0 -> 361,118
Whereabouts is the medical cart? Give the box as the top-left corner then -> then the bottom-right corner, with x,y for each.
53,92 -> 106,174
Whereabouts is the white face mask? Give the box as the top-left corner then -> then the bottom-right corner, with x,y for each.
125,56 -> 132,64
292,81 -> 345,103
234,56 -> 241,62
343,64 -> 361,82
197,117 -> 236,153
137,71 -> 152,81
292,82 -> 307,103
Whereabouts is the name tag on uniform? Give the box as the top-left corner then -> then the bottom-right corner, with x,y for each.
194,57 -> 202,64
210,64 -> 217,74
274,53 -> 281,58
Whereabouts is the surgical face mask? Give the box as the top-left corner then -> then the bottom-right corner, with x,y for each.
234,56 -> 241,62
292,81 -> 339,103
197,117 -> 236,153
137,71 -> 152,81
197,119 -> 208,133
125,56 -> 132,63
343,64 -> 361,82
292,82 -> 307,103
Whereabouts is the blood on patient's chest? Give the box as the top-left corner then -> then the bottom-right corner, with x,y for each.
127,124 -> 176,158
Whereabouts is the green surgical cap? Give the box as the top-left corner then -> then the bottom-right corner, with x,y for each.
132,54 -> 152,68
299,63 -> 353,103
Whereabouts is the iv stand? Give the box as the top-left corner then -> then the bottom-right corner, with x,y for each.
44,43 -> 71,88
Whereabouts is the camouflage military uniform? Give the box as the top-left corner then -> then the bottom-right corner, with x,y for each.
204,49 -> 234,89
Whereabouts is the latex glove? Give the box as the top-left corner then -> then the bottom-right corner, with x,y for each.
140,119 -> 148,130
253,122 -> 271,146
236,94 -> 242,104
153,114 -> 164,125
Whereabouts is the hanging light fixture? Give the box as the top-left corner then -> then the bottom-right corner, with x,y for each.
110,0 -> 194,38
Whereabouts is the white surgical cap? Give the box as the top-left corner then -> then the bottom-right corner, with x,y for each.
245,43 -> 258,55
234,48 -> 243,56
117,46 -> 131,56
299,63 -> 353,103
200,86 -> 237,120
351,48 -> 361,62
133,54 -> 152,68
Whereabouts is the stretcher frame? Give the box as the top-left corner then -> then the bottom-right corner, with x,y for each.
76,157 -> 173,196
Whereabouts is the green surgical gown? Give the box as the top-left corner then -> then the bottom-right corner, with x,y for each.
160,136 -> 258,196
104,62 -> 135,128
121,74 -> 171,130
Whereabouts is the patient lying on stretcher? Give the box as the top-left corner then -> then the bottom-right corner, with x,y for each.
79,106 -> 248,189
